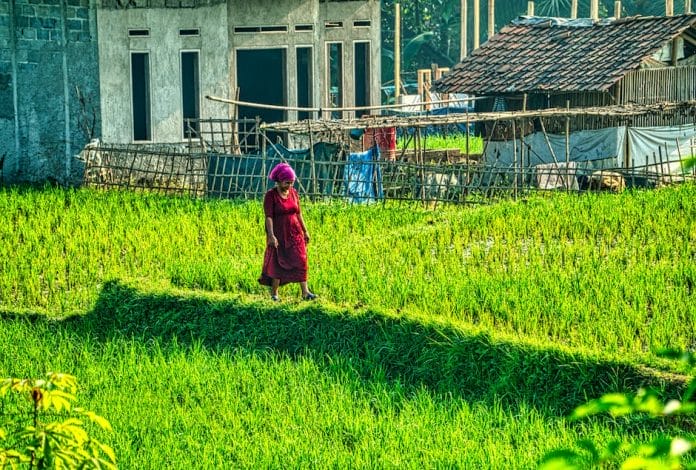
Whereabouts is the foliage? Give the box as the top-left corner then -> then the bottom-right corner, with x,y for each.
397,132 -> 485,154
0,373 -> 116,469
0,185 -> 694,468
540,351 -> 696,469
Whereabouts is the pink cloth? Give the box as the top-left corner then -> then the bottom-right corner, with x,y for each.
258,187 -> 308,286
269,163 -> 296,182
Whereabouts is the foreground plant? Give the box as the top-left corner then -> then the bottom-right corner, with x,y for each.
0,372 -> 116,469
540,351 -> 696,469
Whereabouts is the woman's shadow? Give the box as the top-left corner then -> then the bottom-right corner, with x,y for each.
4,279 -> 686,417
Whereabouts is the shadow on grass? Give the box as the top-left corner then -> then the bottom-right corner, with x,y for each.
4,280 -> 688,416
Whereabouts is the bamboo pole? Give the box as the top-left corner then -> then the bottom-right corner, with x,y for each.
473,0 -> 480,50
565,101 -> 570,191
461,0 -> 468,59
488,0 -> 495,39
395,3 -> 401,102
571,0 -> 578,19
512,118 -> 517,199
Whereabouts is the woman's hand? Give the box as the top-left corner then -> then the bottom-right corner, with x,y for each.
267,235 -> 279,248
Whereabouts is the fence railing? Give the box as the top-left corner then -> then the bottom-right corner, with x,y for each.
79,142 -> 692,205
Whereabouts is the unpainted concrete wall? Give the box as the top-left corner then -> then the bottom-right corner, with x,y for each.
229,0 -> 381,121
0,0 -> 101,184
97,3 -> 230,143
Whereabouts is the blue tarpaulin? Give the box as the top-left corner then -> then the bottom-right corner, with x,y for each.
344,146 -> 383,203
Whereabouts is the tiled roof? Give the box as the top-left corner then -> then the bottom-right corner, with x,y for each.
434,14 -> 696,95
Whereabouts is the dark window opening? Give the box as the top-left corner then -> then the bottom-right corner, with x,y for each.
236,48 -> 286,143
325,21 -> 343,29
131,52 -> 151,141
234,25 -> 288,34
295,24 -> 313,32
327,42 -> 343,119
353,20 -> 371,28
181,51 -> 200,138
179,28 -> 200,36
297,47 -> 313,121
128,29 -> 150,37
354,42 -> 370,117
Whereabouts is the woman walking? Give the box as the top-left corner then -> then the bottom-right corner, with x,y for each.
258,162 -> 317,301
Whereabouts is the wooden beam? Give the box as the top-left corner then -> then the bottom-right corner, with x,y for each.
666,0 -> 674,16
488,0 -> 495,40
614,0 -> 622,18
571,0 -> 578,19
527,1 -> 534,16
395,3 -> 401,102
590,0 -> 599,19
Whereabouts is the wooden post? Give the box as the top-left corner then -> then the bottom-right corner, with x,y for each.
461,0 -> 468,59
614,1 -> 621,18
395,3 -> 401,103
565,100 -> 570,190
666,0 -> 674,16
571,0 -> 578,19
473,0 -> 480,50
512,118 -> 517,199
687,0 -> 693,14
488,0 -> 495,40
527,1 -> 534,16
308,120 -> 318,199
590,0 -> 599,19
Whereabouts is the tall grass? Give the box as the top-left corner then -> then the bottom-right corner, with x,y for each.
398,133 -> 485,154
1,184 -> 694,468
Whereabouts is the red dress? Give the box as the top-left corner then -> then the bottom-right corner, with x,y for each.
258,187 -> 308,286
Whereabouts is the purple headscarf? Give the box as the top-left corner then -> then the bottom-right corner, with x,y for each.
269,162 -> 296,182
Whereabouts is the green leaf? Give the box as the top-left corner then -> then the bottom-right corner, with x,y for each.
539,450 -> 582,470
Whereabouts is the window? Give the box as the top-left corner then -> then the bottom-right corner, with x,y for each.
128,29 -> 150,37
354,42 -> 371,117
326,42 -> 343,119
181,51 -> 200,138
234,25 -> 288,34
179,28 -> 200,36
130,52 -> 151,141
296,47 -> 313,120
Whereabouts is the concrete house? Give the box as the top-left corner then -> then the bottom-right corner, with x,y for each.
0,0 -> 381,184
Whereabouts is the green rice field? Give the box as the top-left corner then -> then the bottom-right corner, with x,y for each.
1,184 -> 694,468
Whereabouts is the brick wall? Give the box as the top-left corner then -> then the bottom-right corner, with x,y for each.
0,0 -> 100,184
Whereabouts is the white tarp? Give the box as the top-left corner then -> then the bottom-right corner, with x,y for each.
485,124 -> 696,174
484,127 -> 625,168
626,124 -> 696,173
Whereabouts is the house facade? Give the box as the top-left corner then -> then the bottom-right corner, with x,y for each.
0,0 -> 381,184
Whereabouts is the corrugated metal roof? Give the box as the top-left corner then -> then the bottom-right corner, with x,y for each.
434,14 -> 696,95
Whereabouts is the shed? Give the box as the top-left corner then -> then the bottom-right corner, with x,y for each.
434,14 -> 696,126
